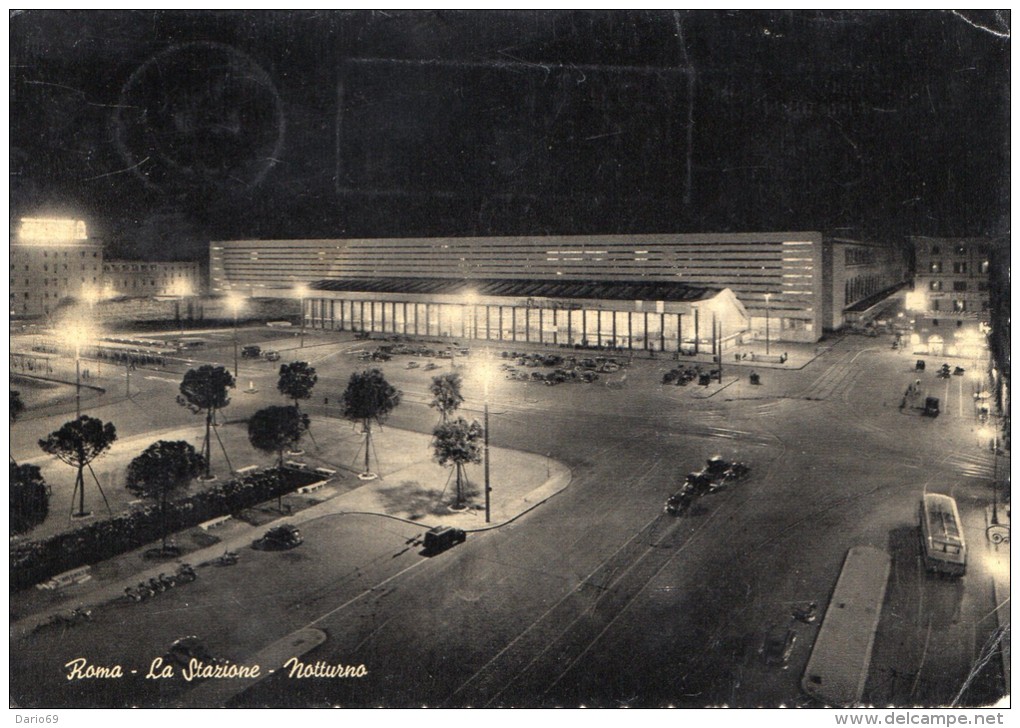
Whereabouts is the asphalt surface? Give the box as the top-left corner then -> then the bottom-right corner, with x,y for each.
9,327 -> 1007,707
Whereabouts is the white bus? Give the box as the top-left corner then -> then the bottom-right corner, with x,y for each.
920,493 -> 966,576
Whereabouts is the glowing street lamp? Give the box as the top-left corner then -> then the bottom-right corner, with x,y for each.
62,321 -> 93,418
80,287 -> 102,375
294,283 -> 310,348
764,293 -> 772,355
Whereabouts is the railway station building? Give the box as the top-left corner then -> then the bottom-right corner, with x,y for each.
209,232 -> 907,350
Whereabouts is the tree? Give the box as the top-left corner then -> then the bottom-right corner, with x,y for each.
248,406 -> 310,511
277,361 -> 317,410
125,440 -> 204,554
10,390 -> 25,423
11,463 -> 49,535
38,415 -> 117,517
10,390 -> 25,465
177,365 -> 235,479
429,372 -> 464,424
432,417 -> 484,509
248,406 -> 310,467
341,369 -> 401,475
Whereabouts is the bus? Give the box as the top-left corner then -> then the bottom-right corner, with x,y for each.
920,493 -> 967,576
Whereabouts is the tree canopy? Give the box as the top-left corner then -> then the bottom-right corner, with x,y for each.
177,364 -> 234,478
126,440 -> 206,500
277,361 -> 318,406
341,369 -> 401,425
432,417 -> 484,508
38,415 -> 117,469
429,372 -> 464,423
248,405 -> 310,466
125,440 -> 205,552
10,390 -> 25,423
432,417 -> 484,469
39,415 -> 117,517
10,463 -> 49,535
177,364 -> 234,414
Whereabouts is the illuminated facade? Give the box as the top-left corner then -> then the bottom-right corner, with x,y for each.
9,218 -> 103,318
102,260 -> 202,298
210,233 -> 907,344
908,236 -> 995,358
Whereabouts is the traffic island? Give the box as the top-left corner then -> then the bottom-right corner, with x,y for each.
313,424 -> 571,530
801,546 -> 891,707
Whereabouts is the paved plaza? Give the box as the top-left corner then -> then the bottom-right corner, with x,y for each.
9,322 -> 1009,708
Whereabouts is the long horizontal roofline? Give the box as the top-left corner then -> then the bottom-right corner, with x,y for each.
309,276 -> 723,303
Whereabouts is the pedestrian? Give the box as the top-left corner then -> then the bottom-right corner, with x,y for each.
324,397 -> 329,406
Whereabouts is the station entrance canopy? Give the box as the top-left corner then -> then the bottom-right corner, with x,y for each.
302,276 -> 748,353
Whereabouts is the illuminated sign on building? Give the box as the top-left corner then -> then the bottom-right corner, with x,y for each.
18,217 -> 88,243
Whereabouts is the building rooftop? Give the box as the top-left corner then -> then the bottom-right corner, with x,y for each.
310,277 -> 721,303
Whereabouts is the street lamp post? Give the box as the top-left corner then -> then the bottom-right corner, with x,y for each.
483,349 -> 492,524
293,283 -> 310,349
764,293 -> 772,356
74,345 -> 82,418
227,292 -> 244,380
63,322 -> 92,419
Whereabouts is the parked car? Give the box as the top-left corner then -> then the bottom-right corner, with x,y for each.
761,626 -> 797,668
253,524 -> 303,550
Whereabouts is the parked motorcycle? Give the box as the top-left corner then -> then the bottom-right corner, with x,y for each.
33,606 -> 92,633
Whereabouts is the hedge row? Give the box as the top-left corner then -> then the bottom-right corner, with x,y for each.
11,468 -> 322,592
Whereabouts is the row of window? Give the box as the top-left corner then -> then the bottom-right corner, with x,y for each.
105,263 -> 197,272
928,260 -> 990,275
928,300 -> 990,313
844,273 -> 883,303
27,250 -> 100,258
927,243 -> 991,256
929,280 -> 990,293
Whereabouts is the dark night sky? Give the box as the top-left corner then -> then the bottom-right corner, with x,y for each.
9,10 -> 1011,261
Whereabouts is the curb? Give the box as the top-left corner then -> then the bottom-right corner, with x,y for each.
11,372 -> 106,393
12,456 -> 573,634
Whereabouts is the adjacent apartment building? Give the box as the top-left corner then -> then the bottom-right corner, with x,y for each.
9,217 -> 103,318
102,260 -> 202,298
908,236 -> 996,358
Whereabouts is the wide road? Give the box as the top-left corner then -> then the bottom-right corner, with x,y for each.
10,328 -> 1005,707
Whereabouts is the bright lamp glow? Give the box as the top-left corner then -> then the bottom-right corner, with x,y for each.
905,291 -> 927,311
226,292 -> 245,315
19,217 -> 88,242
168,280 -> 194,297
59,315 -> 97,357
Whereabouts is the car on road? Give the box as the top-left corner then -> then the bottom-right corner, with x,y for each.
253,524 -> 303,550
423,526 -> 466,555
761,625 -> 797,668
241,345 -> 262,359
264,350 -> 281,362
166,636 -> 224,668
